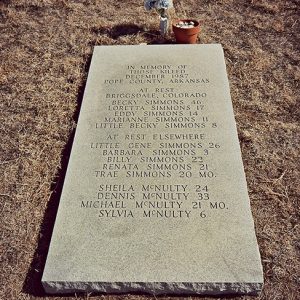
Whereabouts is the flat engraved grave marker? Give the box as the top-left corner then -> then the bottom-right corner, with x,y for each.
42,44 -> 263,295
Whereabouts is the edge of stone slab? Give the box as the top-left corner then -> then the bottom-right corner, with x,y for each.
42,281 -> 263,296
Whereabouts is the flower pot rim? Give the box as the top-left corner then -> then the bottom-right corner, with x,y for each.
172,19 -> 200,29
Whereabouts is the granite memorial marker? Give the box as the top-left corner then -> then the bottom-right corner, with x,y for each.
42,44 -> 264,295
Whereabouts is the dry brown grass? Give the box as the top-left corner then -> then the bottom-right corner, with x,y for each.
0,0 -> 299,299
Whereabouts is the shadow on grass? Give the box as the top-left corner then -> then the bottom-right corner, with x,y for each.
93,23 -> 175,44
22,56 -> 93,297
22,129 -> 76,296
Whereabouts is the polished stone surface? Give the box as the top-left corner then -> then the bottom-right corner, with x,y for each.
42,44 -> 263,295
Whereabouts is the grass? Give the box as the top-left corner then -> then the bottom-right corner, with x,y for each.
0,0 -> 299,299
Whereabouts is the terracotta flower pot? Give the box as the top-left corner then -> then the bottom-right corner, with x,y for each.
172,19 -> 200,44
